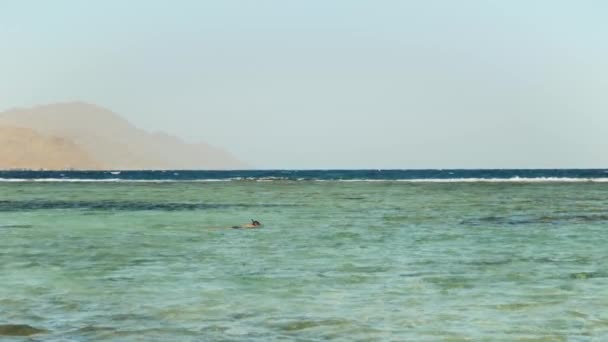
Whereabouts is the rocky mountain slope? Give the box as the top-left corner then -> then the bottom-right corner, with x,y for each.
0,102 -> 245,170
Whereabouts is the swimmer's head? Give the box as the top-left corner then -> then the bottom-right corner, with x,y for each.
252,219 -> 261,226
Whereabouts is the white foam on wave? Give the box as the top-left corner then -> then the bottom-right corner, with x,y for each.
0,178 -> 126,182
1,177 -> 608,183
0,178 -> 247,183
319,177 -> 608,183
394,177 -> 608,183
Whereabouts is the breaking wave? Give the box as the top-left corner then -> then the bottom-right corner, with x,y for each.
1,170 -> 608,183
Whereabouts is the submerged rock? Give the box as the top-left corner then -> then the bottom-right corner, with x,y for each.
0,324 -> 46,336
0,224 -> 32,229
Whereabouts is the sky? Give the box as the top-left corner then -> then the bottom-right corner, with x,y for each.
1,0 -> 607,169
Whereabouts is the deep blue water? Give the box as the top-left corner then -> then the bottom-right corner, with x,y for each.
1,169 -> 608,182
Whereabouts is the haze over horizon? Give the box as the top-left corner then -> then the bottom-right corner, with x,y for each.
2,1 -> 607,169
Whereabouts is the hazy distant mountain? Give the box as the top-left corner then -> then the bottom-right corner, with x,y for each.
0,126 -> 102,170
0,102 -> 246,170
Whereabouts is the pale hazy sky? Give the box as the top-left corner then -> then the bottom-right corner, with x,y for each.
1,1 -> 607,168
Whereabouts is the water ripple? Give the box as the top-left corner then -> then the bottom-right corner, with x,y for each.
461,214 -> 608,226
0,200 -> 297,212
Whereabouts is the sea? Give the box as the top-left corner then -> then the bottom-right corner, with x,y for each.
1,169 -> 608,341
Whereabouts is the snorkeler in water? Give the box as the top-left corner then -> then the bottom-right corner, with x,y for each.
232,219 -> 262,229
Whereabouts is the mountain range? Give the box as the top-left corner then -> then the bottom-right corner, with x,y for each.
0,102 -> 246,170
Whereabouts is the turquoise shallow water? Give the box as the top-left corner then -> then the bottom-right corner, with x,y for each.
1,181 -> 608,341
